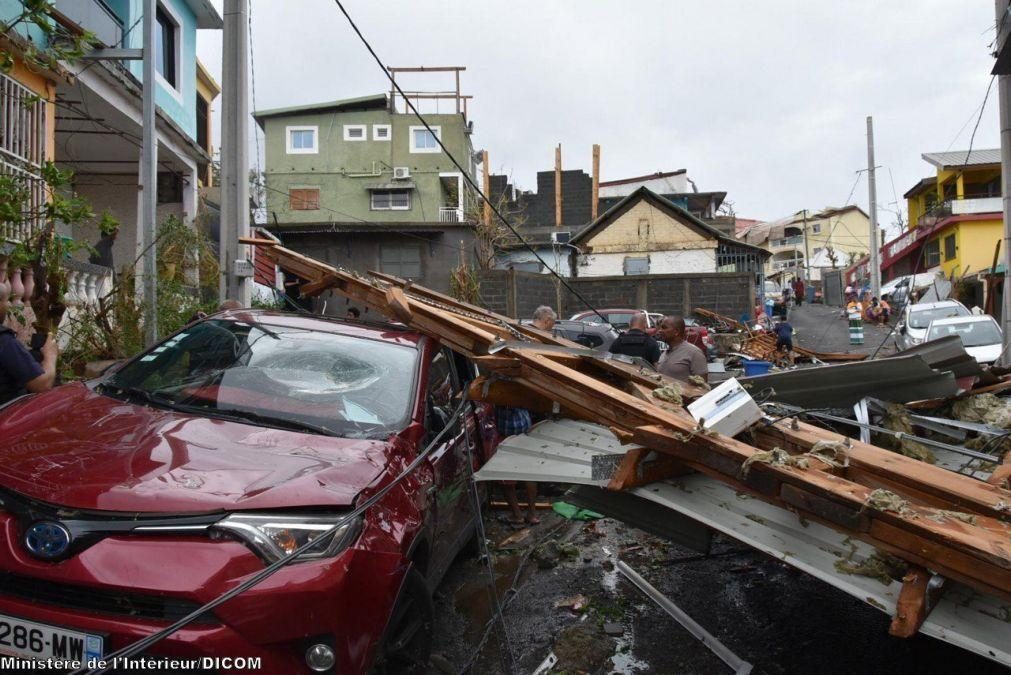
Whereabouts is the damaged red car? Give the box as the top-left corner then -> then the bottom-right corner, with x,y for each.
0,310 -> 496,673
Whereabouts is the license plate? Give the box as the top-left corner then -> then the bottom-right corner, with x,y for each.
0,613 -> 103,662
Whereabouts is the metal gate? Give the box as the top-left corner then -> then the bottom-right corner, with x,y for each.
823,270 -> 844,306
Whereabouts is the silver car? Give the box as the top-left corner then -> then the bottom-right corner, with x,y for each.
895,300 -> 970,350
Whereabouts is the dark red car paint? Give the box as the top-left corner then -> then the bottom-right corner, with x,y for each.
0,312 -> 495,673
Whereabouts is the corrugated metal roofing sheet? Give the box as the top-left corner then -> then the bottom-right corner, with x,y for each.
476,419 -> 1010,667
922,149 -> 1002,169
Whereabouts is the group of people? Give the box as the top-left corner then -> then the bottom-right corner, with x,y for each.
844,288 -> 891,325
496,306 -> 711,525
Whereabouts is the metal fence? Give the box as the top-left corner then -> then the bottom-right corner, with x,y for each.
0,71 -> 48,243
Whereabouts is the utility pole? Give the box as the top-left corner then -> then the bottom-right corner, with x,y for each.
141,0 -> 158,346
866,116 -> 881,298
220,0 -> 252,305
555,144 -> 563,227
801,209 -> 810,282
999,73 -> 1011,362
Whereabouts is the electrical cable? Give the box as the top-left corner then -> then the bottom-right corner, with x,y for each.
71,395 -> 474,675
330,0 -> 611,327
460,399 -> 517,675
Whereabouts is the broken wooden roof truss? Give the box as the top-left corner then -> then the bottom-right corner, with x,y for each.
246,238 -> 1011,640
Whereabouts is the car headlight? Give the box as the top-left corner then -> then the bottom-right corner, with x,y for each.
908,336 -> 923,345
212,514 -> 362,563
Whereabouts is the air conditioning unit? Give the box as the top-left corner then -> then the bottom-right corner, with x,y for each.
393,167 -> 411,180
551,231 -> 572,244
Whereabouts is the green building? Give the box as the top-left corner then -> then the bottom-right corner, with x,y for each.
254,94 -> 479,294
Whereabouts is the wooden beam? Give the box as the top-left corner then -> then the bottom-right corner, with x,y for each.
591,144 -> 600,221
555,143 -> 562,227
889,566 -> 946,638
385,286 -> 413,323
608,447 -> 693,491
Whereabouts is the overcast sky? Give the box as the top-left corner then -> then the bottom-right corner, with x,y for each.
197,1 -> 1002,237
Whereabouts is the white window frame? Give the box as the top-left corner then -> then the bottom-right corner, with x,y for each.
372,124 -> 391,141
811,223 -> 822,234
286,125 -> 319,154
154,1 -> 184,102
371,189 -> 412,211
343,124 -> 367,141
409,125 -> 442,153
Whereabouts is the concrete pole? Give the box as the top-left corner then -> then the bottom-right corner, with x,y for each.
866,116 -> 881,297
801,209 -> 810,282
555,144 -> 562,227
591,144 -> 600,221
220,0 -> 251,305
141,0 -> 158,346
999,75 -> 1011,362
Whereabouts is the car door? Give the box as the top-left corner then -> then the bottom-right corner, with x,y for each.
423,345 -> 472,581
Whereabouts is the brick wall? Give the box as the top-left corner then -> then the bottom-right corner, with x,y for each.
476,270 -> 754,320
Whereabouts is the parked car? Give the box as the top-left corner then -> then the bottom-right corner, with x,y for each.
924,315 -> 1004,364
547,319 -> 620,351
895,300 -> 970,350
568,308 -> 715,360
0,310 -> 498,673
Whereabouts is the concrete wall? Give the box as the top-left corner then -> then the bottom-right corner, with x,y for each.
276,226 -> 477,297
69,174 -> 185,270
262,110 -> 475,224
477,269 -> 754,320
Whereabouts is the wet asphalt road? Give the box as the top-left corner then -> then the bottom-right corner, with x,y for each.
429,513 -> 1007,675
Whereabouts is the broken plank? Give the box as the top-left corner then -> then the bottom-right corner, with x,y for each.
889,566 -> 946,638
607,447 -> 693,491
384,286 -> 414,323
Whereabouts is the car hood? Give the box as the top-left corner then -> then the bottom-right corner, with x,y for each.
0,383 -> 394,513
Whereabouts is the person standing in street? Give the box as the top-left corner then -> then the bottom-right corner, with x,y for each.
497,305 -> 557,525
793,277 -> 805,307
608,312 -> 662,365
773,314 -> 795,366
656,315 -> 708,383
0,278 -> 58,405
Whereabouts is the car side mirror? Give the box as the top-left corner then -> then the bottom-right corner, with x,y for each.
898,323 -> 906,334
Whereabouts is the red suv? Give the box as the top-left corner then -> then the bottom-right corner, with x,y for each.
0,311 -> 496,673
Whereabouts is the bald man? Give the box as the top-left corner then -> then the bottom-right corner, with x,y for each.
656,315 -> 708,383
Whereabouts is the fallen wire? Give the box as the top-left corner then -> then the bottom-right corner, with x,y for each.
453,513 -> 572,675
70,397 -> 474,675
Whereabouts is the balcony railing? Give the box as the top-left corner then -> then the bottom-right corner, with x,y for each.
1,72 -> 48,244
770,234 -> 804,248
439,207 -> 464,222
916,194 -> 1002,227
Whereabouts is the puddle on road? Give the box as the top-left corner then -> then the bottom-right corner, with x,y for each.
452,553 -> 525,641
599,548 -> 649,674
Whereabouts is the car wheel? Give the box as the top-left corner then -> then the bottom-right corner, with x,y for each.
371,568 -> 434,674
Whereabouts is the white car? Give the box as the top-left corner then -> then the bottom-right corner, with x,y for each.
923,315 -> 1003,364
895,300 -> 970,350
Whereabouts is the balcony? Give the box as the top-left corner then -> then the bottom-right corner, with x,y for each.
770,234 -> 804,248
439,207 -> 464,223
950,196 -> 1002,215
51,0 -> 124,47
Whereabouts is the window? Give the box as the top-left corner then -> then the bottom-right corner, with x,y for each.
157,173 -> 182,204
923,239 -> 941,268
381,244 -> 422,278
343,125 -> 366,141
373,124 -> 391,141
286,126 -> 318,154
811,223 -> 822,234
154,5 -> 179,90
944,233 -> 956,260
409,125 -> 441,153
371,189 -> 411,211
196,96 -> 209,152
623,256 -> 650,275
289,188 -> 320,211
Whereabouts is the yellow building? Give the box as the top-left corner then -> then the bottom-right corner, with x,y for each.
889,149 -> 1002,287
739,205 -> 870,281
195,59 -> 221,187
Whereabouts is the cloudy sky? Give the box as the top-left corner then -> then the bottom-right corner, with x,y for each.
197,1 -> 1002,236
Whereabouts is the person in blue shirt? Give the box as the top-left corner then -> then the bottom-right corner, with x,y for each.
0,278 -> 58,405
773,314 -> 794,365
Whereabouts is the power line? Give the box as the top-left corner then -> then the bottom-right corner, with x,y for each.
247,0 -> 263,224
962,75 -> 996,171
331,0 -> 609,324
